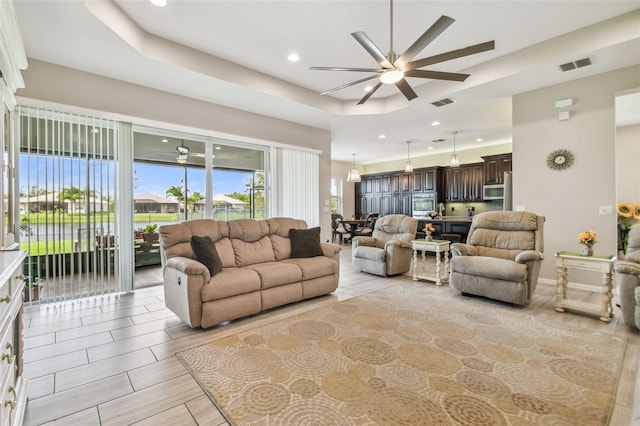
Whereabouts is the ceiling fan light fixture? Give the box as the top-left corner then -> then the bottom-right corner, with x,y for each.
379,69 -> 404,84
176,140 -> 189,164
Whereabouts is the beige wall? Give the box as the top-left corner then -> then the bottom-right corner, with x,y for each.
616,124 -> 640,204
513,65 -> 640,282
17,60 -> 334,241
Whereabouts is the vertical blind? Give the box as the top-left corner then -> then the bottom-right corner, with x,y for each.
17,106 -> 120,304
272,147 -> 319,226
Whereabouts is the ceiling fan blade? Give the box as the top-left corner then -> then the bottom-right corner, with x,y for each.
395,78 -> 418,101
320,74 -> 381,96
351,32 -> 394,69
357,82 -> 383,105
396,15 -> 455,68
310,66 -> 385,73
404,69 -> 470,82
405,40 -> 495,70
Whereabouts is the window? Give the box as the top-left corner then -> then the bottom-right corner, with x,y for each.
330,178 -> 343,214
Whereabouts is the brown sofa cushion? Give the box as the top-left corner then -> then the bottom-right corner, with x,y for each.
290,227 -> 323,258
191,235 -> 223,276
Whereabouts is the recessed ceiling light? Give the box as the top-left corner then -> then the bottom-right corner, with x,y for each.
427,146 -> 434,150
475,138 -> 483,142
215,146 -> 221,150
431,121 -> 440,126
161,138 -> 168,143
364,86 -> 373,92
288,53 -> 300,62
379,134 -> 386,139
149,0 -> 167,6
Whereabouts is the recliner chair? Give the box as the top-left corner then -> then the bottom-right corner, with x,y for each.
614,223 -> 640,329
352,214 -> 418,277
449,211 -> 545,305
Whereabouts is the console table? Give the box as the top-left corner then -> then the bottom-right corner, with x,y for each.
411,239 -> 450,285
554,251 -> 616,322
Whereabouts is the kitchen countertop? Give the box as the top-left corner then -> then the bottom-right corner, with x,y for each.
414,217 -> 473,222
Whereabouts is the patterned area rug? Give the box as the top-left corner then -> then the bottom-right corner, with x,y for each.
178,283 -> 626,425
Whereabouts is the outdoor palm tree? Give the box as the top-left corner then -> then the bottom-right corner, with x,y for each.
166,185 -> 185,212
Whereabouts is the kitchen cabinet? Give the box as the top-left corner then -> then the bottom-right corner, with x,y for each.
0,250 -> 28,426
444,163 -> 484,202
412,167 -> 441,194
482,153 -> 512,185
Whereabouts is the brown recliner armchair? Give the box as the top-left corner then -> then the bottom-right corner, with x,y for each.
449,211 -> 545,305
352,214 -> 418,277
614,223 -> 640,329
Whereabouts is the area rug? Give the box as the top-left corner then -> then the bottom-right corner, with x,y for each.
178,283 -> 627,425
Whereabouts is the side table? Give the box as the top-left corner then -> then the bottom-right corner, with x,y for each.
411,239 -> 450,285
554,251 -> 616,322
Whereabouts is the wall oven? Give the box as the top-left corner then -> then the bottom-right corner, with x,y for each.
412,193 -> 436,218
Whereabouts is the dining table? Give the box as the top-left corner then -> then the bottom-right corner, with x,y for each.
340,219 -> 366,240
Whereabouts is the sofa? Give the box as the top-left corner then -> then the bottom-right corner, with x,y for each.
614,223 -> 640,329
158,217 -> 340,328
352,214 -> 418,277
449,211 -> 545,306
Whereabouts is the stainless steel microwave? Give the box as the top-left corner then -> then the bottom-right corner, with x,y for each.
483,184 -> 505,200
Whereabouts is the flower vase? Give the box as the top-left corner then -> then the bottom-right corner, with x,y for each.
581,245 -> 593,256
425,231 -> 433,241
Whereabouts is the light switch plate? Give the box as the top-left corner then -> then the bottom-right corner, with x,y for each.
598,206 -> 613,215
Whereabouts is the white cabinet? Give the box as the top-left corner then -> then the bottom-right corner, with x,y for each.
0,250 -> 27,426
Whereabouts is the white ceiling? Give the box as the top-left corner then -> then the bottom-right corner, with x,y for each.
13,0 -> 640,165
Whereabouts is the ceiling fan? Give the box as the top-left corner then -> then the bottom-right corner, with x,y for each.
310,0 -> 495,105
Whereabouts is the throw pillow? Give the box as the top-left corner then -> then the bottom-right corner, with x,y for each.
191,235 -> 223,276
290,227 -> 323,258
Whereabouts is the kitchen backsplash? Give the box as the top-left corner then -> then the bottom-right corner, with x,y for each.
442,200 -> 504,217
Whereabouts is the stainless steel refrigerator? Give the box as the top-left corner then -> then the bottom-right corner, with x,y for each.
503,171 -> 513,211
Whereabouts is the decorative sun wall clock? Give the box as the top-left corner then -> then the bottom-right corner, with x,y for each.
546,149 -> 574,170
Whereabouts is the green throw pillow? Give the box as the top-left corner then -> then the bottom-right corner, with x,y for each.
191,235 -> 223,276
290,227 -> 323,258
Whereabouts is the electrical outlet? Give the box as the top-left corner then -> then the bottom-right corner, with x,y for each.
451,207 -> 455,212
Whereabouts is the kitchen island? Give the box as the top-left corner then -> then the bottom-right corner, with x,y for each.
415,217 -> 472,243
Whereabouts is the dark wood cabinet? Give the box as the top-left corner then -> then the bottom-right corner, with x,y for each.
416,219 -> 471,241
443,167 -> 461,202
444,163 -> 484,202
482,153 -> 512,185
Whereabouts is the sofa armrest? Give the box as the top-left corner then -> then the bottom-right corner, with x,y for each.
321,242 -> 341,258
353,236 -> 375,248
385,239 -> 412,249
166,256 -> 211,281
451,243 -> 477,257
616,260 -> 640,276
515,250 -> 544,263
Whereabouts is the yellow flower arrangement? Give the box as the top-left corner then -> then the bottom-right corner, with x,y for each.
423,223 -> 435,233
617,202 -> 640,252
577,230 -> 598,247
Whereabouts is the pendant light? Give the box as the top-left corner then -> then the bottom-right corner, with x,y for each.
404,141 -> 413,173
346,154 -> 361,183
449,131 -> 460,168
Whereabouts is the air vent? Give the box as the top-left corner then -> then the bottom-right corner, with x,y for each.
431,98 -> 456,107
559,57 -> 592,72
432,139 -> 447,143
